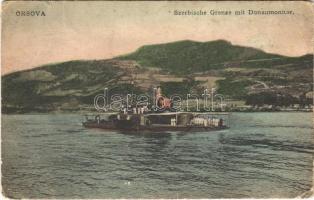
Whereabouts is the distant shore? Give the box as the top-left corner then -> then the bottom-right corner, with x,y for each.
2,108 -> 313,115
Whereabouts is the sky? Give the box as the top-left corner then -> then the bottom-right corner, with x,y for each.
2,1 -> 313,74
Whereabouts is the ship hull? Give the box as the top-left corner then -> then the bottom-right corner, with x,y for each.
82,121 -> 228,133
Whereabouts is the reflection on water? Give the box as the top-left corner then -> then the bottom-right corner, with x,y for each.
2,112 -> 313,198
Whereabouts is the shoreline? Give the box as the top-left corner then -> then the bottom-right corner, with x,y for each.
1,110 -> 313,115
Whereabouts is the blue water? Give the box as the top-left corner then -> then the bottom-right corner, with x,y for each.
2,112 -> 313,198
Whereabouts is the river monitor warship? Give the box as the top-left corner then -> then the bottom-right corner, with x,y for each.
83,86 -> 229,133
83,111 -> 229,133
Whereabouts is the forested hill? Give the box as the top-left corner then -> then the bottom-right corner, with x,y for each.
2,40 -> 313,113
119,40 -> 312,75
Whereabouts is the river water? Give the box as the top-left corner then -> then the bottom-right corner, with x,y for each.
2,112 -> 313,198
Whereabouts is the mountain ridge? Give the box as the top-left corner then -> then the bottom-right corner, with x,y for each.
2,40 -> 313,113
118,39 -> 312,75
4,39 -> 312,76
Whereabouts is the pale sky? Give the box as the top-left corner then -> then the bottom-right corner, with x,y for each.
2,1 -> 313,74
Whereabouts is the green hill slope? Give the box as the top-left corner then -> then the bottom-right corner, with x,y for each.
119,40 -> 311,75
2,40 -> 313,113
2,60 -> 128,113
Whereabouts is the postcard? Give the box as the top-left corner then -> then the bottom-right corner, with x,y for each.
1,1 -> 313,199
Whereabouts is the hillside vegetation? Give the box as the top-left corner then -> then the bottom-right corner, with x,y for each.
120,40 -> 312,75
2,40 -> 313,113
